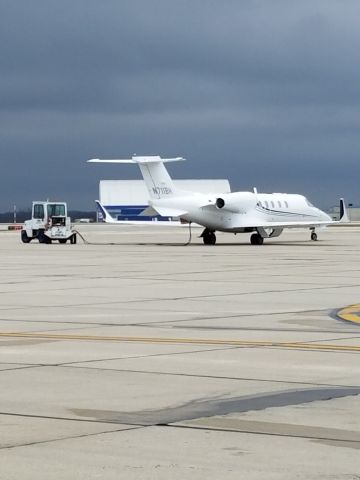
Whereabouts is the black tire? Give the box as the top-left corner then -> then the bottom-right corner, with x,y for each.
250,233 -> 264,245
70,234 -> 77,244
311,232 -> 318,241
21,230 -> 31,243
208,232 -> 216,245
202,230 -> 216,245
38,230 -> 46,243
38,230 -> 51,244
59,239 -> 67,244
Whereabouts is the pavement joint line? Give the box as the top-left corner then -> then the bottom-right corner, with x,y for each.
164,423 -> 360,443
2,361 -> 359,391
0,425 -> 146,451
54,346 -> 240,367
1,332 -> 360,352
337,304 -> 360,325
6,317 -> 360,335
0,411 -> 140,426
2,284 -> 359,312
60,365 -> 360,389
0,365 -> 47,373
3,407 -> 360,446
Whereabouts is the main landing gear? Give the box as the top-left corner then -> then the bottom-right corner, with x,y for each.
201,228 -> 266,245
201,228 -> 216,245
250,233 -> 264,245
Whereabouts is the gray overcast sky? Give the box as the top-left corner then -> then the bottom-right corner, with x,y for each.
1,0 -> 360,210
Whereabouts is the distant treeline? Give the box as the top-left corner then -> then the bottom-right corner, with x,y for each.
0,211 -> 97,223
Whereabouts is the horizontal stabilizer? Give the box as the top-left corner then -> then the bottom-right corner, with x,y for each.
88,156 -> 185,164
139,206 -> 159,217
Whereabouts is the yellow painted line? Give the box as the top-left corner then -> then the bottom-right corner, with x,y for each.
337,304 -> 360,325
0,332 -> 360,352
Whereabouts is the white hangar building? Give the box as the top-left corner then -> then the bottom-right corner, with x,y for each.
98,179 -> 231,221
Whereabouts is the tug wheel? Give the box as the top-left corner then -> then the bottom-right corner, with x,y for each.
21,230 -> 31,243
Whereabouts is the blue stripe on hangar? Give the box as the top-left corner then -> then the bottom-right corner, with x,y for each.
102,204 -> 175,222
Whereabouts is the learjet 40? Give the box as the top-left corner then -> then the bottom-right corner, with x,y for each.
88,156 -> 348,245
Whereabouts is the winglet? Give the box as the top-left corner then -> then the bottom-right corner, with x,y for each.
339,198 -> 350,223
95,201 -> 116,223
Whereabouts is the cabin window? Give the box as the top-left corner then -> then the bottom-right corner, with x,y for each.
265,201 -> 269,209
271,201 -> 275,208
47,204 -> 66,217
285,201 -> 289,208
33,204 -> 44,219
278,201 -> 281,208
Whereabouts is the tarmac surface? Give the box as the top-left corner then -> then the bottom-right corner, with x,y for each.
1,224 -> 360,479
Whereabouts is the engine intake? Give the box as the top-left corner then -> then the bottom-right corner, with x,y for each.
213,192 -> 257,213
216,197 -> 225,209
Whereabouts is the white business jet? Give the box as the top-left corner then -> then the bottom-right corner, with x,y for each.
88,156 -> 348,245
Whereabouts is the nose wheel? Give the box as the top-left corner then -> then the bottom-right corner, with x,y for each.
311,231 -> 318,241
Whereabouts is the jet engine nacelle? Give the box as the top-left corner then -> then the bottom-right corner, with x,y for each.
215,192 -> 256,213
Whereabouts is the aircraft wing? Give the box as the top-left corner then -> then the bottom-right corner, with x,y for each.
95,201 -> 187,226
95,201 -> 118,223
150,205 -> 188,217
241,220 -> 332,229
99,219 -> 184,226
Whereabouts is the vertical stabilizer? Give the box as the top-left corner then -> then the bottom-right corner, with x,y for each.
136,157 -> 178,200
88,156 -> 185,200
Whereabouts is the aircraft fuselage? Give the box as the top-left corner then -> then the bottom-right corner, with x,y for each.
150,191 -> 331,232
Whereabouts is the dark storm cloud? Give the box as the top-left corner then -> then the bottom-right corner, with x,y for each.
1,0 -> 360,209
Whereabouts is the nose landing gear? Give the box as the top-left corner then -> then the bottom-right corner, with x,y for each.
310,228 -> 318,241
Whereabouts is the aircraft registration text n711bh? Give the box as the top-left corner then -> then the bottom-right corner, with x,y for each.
88,156 -> 348,245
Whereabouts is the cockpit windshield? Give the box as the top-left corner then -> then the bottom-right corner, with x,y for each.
305,198 -> 314,208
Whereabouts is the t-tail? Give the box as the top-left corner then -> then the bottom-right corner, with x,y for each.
88,156 -> 185,200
